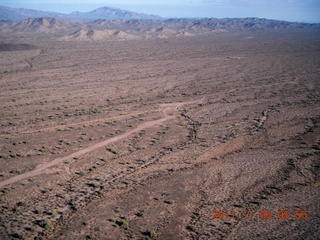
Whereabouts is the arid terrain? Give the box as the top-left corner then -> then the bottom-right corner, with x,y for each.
0,27 -> 320,240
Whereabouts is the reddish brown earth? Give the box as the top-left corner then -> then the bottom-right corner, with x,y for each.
0,29 -> 319,239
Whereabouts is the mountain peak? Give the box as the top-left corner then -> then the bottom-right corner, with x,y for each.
93,6 -> 114,11
87,6 -> 162,20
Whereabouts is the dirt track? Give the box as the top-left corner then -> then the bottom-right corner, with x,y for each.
0,30 -> 319,239
0,102 -> 183,188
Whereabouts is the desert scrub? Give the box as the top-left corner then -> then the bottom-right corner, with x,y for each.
311,144 -> 320,150
1,187 -> 11,194
136,210 -> 147,217
0,153 -> 8,159
12,141 -> 27,146
133,134 -> 141,141
106,147 -> 118,154
16,201 -> 27,207
86,235 -> 96,240
164,200 -> 175,204
10,169 -> 22,175
59,139 -> 70,145
115,129 -> 124,135
150,137 -> 159,144
34,219 -> 51,229
137,146 -> 146,150
149,230 -> 158,239
306,126 -> 315,133
105,121 -> 116,126
115,217 -> 129,229
51,209 -> 59,216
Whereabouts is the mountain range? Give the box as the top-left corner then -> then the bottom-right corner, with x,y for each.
0,5 -> 319,41
0,5 -> 162,22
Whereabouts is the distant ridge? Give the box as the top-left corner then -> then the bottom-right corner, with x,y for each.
0,17 -> 78,33
0,16 -> 319,40
0,5 -> 62,21
67,7 -> 162,21
0,5 -> 162,22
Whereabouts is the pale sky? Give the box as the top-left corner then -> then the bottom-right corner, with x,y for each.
1,0 -> 320,23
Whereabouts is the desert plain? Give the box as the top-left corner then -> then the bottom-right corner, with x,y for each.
0,28 -> 320,240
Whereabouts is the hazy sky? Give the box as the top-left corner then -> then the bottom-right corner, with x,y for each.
1,0 -> 320,23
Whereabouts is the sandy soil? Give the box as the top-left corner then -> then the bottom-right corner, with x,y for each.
0,29 -> 319,240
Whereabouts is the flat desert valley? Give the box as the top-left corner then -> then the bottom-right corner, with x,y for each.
0,28 -> 320,239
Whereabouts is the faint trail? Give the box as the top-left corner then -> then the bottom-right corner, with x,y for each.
20,110 -> 148,134
0,104 -> 184,188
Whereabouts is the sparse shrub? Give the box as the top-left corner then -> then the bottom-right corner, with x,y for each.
164,200 -> 175,204
34,219 -> 51,229
10,233 -> 23,239
149,230 -> 157,238
106,147 -> 118,154
86,235 -> 95,240
306,126 -> 315,132
0,154 -> 8,159
1,188 -> 11,194
311,144 -> 320,150
86,182 -> 97,188
136,210 -> 147,217
10,169 -> 21,175
115,130 -> 124,134
25,227 -> 35,232
59,139 -> 70,145
115,218 -> 129,229
16,201 -> 27,207
51,209 -> 58,216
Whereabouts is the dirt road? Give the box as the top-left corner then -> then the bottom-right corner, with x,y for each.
0,104 -> 185,188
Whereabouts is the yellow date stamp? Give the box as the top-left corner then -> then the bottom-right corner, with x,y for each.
212,209 -> 308,220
